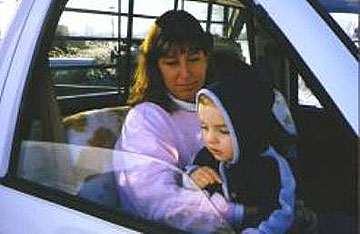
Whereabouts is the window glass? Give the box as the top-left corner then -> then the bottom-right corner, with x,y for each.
132,17 -> 156,39
49,41 -> 117,65
120,0 -> 129,13
18,140 -> 233,232
212,4 -> 224,21
298,75 -> 322,108
237,25 -> 250,64
330,13 -> 359,48
133,0 -> 174,15
317,0 -> 359,48
200,22 -> 206,31
58,12 -> 124,38
66,0 -> 118,13
13,1 -> 238,232
183,1 -> 207,21
48,38 -> 119,106
17,87 -> 234,232
50,66 -> 117,88
210,23 -> 223,36
49,1 -> 132,116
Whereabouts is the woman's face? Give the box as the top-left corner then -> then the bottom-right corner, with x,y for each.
157,48 -> 208,102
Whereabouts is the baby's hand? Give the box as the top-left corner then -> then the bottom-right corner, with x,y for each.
190,166 -> 222,189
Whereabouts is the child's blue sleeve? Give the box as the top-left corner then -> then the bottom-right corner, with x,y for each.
231,203 -> 245,225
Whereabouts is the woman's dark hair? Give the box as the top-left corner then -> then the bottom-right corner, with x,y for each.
127,10 -> 213,112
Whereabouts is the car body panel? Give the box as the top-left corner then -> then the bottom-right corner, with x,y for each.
0,0 -> 52,177
0,185 -> 140,234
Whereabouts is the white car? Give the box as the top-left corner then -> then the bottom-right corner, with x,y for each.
0,0 -> 358,233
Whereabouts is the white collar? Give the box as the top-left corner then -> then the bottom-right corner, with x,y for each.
168,94 -> 197,112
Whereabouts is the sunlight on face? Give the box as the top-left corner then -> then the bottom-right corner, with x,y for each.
198,103 -> 234,161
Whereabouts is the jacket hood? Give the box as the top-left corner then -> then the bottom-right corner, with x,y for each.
196,62 -> 274,163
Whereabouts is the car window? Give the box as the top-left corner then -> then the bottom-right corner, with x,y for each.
330,12 -> 359,48
297,0 -> 359,108
10,0 -> 240,232
49,0 -> 246,116
49,2 -> 124,115
15,66 -> 233,231
298,75 -> 322,108
318,0 -> 359,48
17,143 -> 233,233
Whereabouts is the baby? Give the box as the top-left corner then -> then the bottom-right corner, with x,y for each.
189,61 -> 296,234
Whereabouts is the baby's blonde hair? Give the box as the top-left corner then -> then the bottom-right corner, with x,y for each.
198,94 -> 215,107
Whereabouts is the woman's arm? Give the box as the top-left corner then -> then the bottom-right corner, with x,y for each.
113,103 -> 236,232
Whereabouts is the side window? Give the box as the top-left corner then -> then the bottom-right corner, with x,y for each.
250,13 -> 323,109
17,0 -> 134,197
330,12 -> 359,48
49,1 -> 123,115
246,9 -> 323,109
298,75 -> 322,108
183,1 -> 250,64
12,1 -> 236,233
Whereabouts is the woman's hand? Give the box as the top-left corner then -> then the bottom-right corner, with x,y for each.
190,166 -> 222,189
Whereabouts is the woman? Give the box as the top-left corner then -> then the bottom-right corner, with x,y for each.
119,9 -> 212,167
113,10 -> 237,233
112,10 -> 315,233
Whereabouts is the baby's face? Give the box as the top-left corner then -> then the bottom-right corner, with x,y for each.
198,103 -> 234,161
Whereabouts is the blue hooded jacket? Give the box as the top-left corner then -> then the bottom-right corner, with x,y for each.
194,59 -> 296,234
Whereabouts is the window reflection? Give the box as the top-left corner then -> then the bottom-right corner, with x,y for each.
18,141 -> 234,233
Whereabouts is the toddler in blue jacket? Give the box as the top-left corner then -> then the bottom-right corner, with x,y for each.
190,59 -> 296,234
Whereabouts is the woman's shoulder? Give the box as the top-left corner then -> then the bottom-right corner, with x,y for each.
131,102 -> 166,112
125,102 -> 173,128
128,102 -> 170,118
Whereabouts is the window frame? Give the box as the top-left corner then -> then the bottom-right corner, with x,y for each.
307,0 -> 359,59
